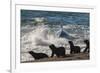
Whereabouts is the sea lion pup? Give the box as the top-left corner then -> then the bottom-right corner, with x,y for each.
28,51 -> 48,60
49,44 -> 66,58
83,40 -> 89,53
68,41 -> 80,54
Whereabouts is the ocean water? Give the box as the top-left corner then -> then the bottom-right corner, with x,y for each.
20,10 -> 89,62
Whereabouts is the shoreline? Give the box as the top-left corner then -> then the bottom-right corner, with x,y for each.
21,52 -> 89,63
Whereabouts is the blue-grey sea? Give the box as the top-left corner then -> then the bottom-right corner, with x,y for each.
20,10 -> 89,62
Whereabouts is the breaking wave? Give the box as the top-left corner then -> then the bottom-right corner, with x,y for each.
20,24 -> 89,61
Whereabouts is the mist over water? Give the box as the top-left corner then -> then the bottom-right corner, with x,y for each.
21,24 -> 89,61
20,10 -> 89,62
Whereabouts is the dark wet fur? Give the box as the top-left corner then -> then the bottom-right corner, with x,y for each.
68,41 -> 80,54
83,40 -> 89,53
29,51 -> 48,60
49,44 -> 66,58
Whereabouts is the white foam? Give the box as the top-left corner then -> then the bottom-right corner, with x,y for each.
20,24 -> 89,62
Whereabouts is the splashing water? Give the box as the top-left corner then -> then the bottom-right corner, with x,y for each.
20,24 -> 89,61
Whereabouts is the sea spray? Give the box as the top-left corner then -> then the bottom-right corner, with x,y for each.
21,24 -> 89,61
